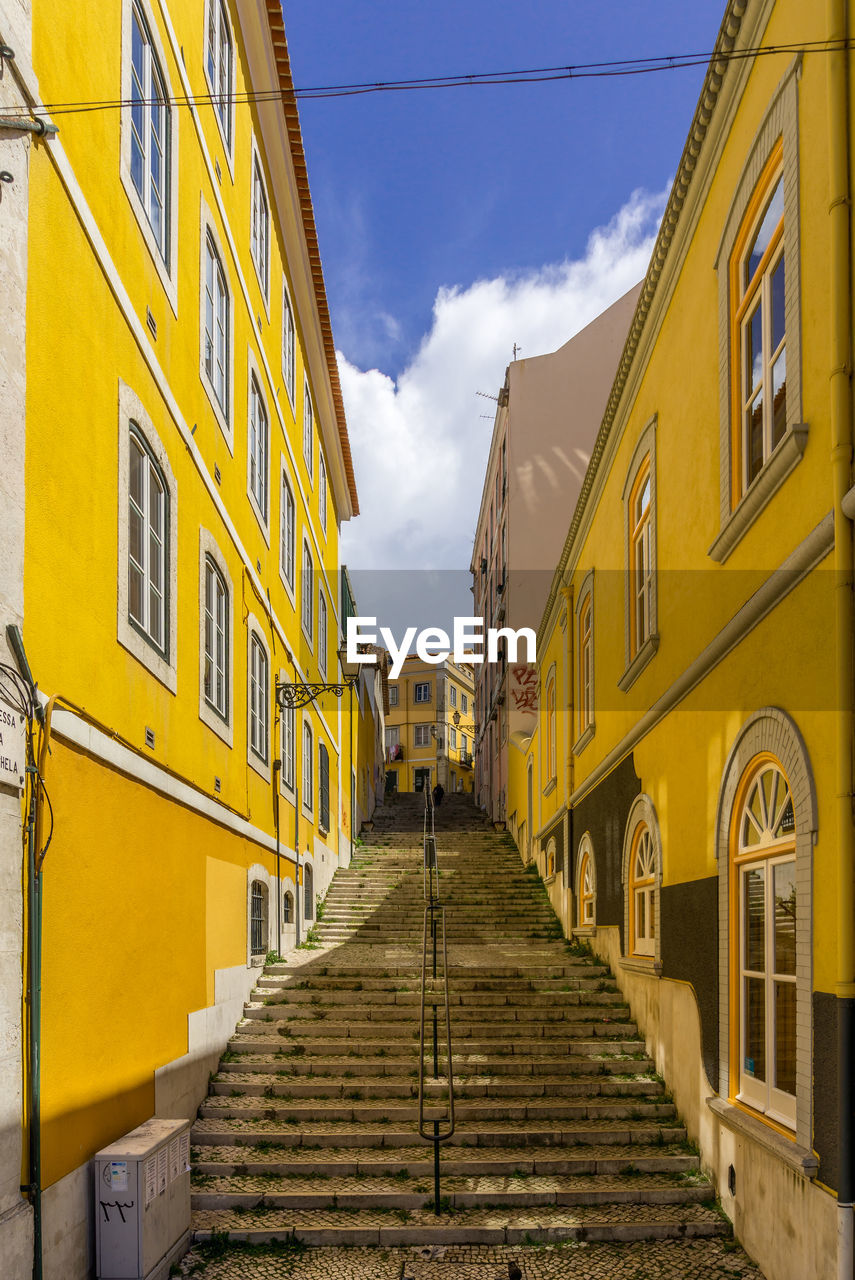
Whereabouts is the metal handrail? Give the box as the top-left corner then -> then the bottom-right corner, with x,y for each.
417,784 -> 455,1213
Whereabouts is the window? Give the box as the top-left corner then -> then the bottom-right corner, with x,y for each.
283,891 -> 293,924
545,670 -> 556,782
575,574 -> 595,750
620,421 -> 658,690
205,0 -> 232,152
128,425 -> 168,657
630,825 -> 655,956
733,158 -> 786,496
282,282 -> 296,406
250,880 -> 268,955
281,680 -> 295,791
249,632 -> 268,764
318,452 -> 327,532
303,861 -> 313,919
461,694 -> 468,715
251,152 -> 269,295
711,67 -> 804,562
461,733 -> 467,755
318,742 -> 330,832
414,724 -> 431,748
203,232 -> 229,418
389,685 -> 399,707
318,591 -> 327,680
280,472 -> 295,590
630,460 -> 652,655
129,2 -> 169,260
302,721 -> 313,811
732,757 -> 797,1128
577,835 -> 596,927
301,542 -> 313,641
449,727 -> 457,749
248,373 -> 268,523
203,555 -> 228,720
450,686 -> 457,708
303,378 -> 314,480
414,682 -> 431,703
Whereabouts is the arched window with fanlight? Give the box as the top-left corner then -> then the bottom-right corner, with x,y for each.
576,834 -> 596,929
731,754 -> 797,1129
622,795 -> 662,964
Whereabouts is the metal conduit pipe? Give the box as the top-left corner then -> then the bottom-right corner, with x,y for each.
827,3 -> 855,1277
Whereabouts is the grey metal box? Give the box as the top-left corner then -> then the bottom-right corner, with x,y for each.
94,1117 -> 191,1280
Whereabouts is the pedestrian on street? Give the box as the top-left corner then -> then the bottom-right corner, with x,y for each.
432,782 -> 444,807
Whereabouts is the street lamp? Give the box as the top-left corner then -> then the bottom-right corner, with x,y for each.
273,644 -> 362,951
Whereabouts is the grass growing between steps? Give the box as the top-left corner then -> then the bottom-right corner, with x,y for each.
177,1230 -> 307,1275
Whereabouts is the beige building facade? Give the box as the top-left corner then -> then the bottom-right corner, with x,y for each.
384,655 -> 474,794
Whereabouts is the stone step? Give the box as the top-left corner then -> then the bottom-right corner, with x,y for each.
191,1200 -> 726,1247
200,1095 -> 676,1124
211,1068 -> 666,1098
225,1044 -> 655,1072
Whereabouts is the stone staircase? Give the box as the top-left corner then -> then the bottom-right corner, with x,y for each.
190,792 -> 725,1249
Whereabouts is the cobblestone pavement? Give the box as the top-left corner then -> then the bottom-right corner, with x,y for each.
175,1239 -> 767,1278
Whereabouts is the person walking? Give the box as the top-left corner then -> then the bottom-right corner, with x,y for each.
432,782 -> 444,808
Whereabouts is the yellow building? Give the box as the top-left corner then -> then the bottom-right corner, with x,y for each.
385,655 -> 474,794
501,4 -> 855,1278
0,1 -> 378,1275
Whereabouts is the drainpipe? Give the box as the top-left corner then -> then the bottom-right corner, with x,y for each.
828,4 -> 855,1276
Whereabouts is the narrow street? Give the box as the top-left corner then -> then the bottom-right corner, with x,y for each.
178,794 -> 764,1277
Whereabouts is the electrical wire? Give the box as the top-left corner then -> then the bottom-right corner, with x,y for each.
2,37 -> 849,120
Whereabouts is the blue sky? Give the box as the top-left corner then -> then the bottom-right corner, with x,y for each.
283,1 -> 728,572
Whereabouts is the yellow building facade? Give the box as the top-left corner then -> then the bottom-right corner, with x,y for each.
385,655 -> 475,794
1,2 -> 376,1276
503,3 -> 855,1278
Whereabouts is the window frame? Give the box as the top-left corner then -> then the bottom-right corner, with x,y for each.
119,0 -> 178,309
621,794 -> 662,970
279,671 -> 295,794
247,365 -> 269,534
710,63 -> 805,563
117,382 -> 178,693
574,571 -> 595,753
544,667 -> 557,786
318,450 -> 327,534
303,376 -> 314,483
576,834 -> 596,930
199,204 -> 234,447
246,616 -> 271,779
203,0 -> 234,164
301,540 -> 314,645
388,685 -> 399,707
414,724 -> 431,748
279,466 -> 296,598
282,278 -> 297,411
302,719 -> 314,815
127,423 -> 169,660
318,741 -> 330,834
414,682 -> 431,704
619,418 -> 658,692
198,529 -> 234,745
250,142 -> 270,308
318,590 -> 327,681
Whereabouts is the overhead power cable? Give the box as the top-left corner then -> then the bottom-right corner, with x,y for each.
3,37 -> 850,120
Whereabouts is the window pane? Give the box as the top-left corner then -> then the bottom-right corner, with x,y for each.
635,889 -> 645,940
774,980 -> 797,1095
746,387 -> 764,485
744,976 -> 766,1082
129,562 -> 144,626
772,348 -> 787,449
773,861 -> 796,976
743,866 -> 765,972
771,254 -> 786,351
746,302 -> 763,394
746,178 -> 784,285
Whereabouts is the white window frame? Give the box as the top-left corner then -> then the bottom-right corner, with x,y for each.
302,718 -> 314,815
414,724 -> 431,748
619,418 -> 658,692
203,0 -> 234,166
278,669 -> 295,795
246,614 -> 271,780
318,590 -> 327,681
414,682 -> 431,704
449,726 -> 457,749
576,833 -> 596,930
621,794 -> 662,970
574,570 -> 596,753
279,465 -> 296,600
117,381 -> 178,693
198,528 -> 234,747
282,278 -> 296,411
301,540 -> 314,645
449,686 -> 457,708
199,200 -> 234,448
250,140 -> 270,309
461,694 -> 468,715
318,450 -> 327,534
303,376 -> 314,483
388,685 -> 399,707
247,361 -> 269,535
119,0 -> 179,312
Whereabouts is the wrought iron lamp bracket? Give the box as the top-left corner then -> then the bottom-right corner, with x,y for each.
275,677 -> 358,711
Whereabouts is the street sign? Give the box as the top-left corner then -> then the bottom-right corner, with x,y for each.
0,696 -> 26,792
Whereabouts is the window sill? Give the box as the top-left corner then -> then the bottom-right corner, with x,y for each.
247,750 -> 271,784
618,634 -> 660,692
542,777 -> 557,797
706,1097 -> 817,1177
709,425 -> 808,563
199,702 -> 233,749
619,955 -> 662,977
573,724 -> 595,755
573,925 -> 596,937
247,489 -> 271,547
199,369 -> 233,455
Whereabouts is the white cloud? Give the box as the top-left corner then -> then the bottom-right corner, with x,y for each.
338,185 -> 667,572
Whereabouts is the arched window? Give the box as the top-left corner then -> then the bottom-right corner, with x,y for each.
302,721 -> 313,812
546,837 -> 556,879
545,669 -> 556,781
622,794 -> 662,964
249,632 -> 268,763
203,554 -> 228,720
282,891 -> 293,924
731,755 -> 796,1128
250,879 -> 268,956
303,862 -> 313,920
577,834 -> 596,928
128,424 -> 169,657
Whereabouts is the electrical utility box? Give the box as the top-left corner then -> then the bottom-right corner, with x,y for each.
94,1117 -> 191,1280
